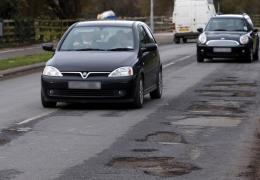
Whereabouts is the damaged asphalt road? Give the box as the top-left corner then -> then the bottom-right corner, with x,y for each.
0,43 -> 260,180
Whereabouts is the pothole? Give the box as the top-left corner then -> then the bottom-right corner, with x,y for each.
0,137 -> 10,145
197,90 -> 256,98
136,132 -> 186,144
108,157 -> 200,177
171,116 -> 242,127
205,82 -> 257,88
132,149 -> 158,153
189,104 -> 245,114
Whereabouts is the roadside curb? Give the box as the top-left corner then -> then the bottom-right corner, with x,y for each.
0,62 -> 45,79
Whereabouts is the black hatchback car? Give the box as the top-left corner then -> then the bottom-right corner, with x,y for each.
197,14 -> 259,63
41,21 -> 162,108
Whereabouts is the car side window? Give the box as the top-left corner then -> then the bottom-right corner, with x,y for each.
143,25 -> 156,43
138,25 -> 153,45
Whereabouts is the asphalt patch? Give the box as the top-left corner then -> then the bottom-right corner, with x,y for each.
108,157 -> 200,177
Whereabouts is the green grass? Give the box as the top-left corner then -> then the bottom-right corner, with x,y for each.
0,52 -> 53,71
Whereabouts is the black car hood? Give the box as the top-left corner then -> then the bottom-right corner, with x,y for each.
205,31 -> 247,41
47,51 -> 137,72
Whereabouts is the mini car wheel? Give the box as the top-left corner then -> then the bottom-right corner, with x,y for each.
197,53 -> 204,63
132,76 -> 144,108
41,91 -> 56,108
247,48 -> 254,63
253,48 -> 259,61
150,70 -> 163,99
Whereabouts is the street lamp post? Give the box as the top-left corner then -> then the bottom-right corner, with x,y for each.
150,0 -> 154,33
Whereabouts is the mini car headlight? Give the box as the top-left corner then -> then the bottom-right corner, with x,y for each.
109,67 -> 133,77
240,35 -> 249,45
42,66 -> 63,77
198,33 -> 207,44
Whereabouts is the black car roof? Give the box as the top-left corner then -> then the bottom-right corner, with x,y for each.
214,14 -> 245,19
75,20 -> 139,27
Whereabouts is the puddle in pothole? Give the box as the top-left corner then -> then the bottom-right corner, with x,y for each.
108,157 -> 200,177
136,132 -> 186,144
171,116 -> 242,127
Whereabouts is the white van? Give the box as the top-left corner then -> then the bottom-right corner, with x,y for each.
172,0 -> 216,43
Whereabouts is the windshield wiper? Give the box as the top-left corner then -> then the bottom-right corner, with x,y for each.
75,48 -> 107,51
107,48 -> 134,51
213,29 -> 227,31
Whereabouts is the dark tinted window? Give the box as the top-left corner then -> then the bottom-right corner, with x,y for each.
205,18 -> 248,32
138,25 -> 153,44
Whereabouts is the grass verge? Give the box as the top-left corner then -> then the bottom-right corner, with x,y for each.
0,52 -> 53,71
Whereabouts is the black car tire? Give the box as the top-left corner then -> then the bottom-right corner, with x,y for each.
41,91 -> 56,108
132,76 -> 144,109
197,53 -> 204,63
174,37 -> 180,44
183,38 -> 187,43
247,48 -> 254,63
150,70 -> 163,99
253,49 -> 259,61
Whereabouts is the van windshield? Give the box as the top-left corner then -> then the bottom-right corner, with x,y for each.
205,18 -> 248,32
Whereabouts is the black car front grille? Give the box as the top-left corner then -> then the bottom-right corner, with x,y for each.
61,72 -> 110,78
49,89 -> 121,98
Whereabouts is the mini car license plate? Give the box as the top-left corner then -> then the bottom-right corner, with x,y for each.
213,48 -> 231,53
68,81 -> 101,90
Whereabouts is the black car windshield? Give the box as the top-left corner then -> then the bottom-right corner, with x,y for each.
60,26 -> 134,51
205,18 -> 248,32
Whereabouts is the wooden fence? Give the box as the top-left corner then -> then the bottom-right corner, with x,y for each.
0,16 -> 173,44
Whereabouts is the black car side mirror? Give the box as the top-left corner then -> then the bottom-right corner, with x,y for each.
197,28 -> 203,33
42,43 -> 55,52
141,43 -> 158,52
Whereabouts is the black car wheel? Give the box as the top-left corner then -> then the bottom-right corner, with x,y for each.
247,48 -> 254,63
41,91 -> 56,108
183,38 -> 187,43
197,53 -> 204,63
132,76 -> 144,108
150,70 -> 163,99
253,48 -> 259,61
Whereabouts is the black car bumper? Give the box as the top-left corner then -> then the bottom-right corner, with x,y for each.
175,32 -> 200,39
197,45 -> 251,59
41,75 -> 137,103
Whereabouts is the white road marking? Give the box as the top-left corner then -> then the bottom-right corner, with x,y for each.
16,111 -> 56,125
0,46 -> 41,54
163,55 -> 192,69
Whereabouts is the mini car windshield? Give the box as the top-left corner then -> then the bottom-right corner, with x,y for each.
205,18 -> 248,32
60,26 -> 134,51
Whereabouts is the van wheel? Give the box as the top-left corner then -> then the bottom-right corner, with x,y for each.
183,38 -> 187,43
197,53 -> 204,63
174,37 -> 180,44
150,70 -> 163,99
132,76 -> 144,109
41,91 -> 56,108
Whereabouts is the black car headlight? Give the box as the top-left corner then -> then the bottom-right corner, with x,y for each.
43,66 -> 63,77
108,67 -> 133,77
240,35 -> 249,45
198,33 -> 207,44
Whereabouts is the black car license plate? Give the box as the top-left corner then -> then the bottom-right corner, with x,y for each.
213,48 -> 231,53
68,81 -> 101,90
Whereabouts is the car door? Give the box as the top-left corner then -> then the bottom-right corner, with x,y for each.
246,18 -> 259,53
143,25 -> 160,87
138,25 -> 155,90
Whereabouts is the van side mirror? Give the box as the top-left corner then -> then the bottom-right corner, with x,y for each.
42,43 -> 55,52
141,43 -> 158,52
197,28 -> 203,33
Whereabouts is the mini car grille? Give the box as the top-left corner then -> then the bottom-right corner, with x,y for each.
61,72 -> 110,78
49,89 -> 120,98
206,40 -> 239,47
